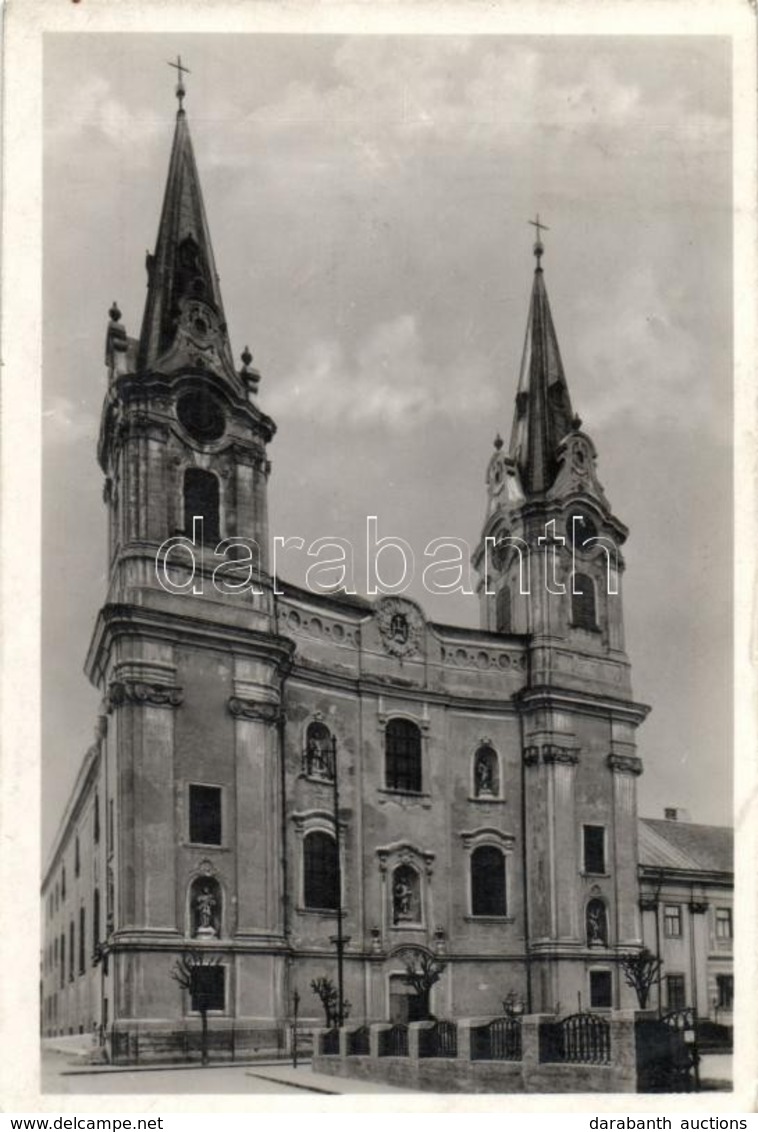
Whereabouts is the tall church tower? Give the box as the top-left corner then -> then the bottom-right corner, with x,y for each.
85,75 -> 293,1047
473,227 -> 649,1013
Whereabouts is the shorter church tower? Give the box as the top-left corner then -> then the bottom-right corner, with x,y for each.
474,225 -> 649,1013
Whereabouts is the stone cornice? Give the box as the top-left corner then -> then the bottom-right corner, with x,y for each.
227,697 -> 281,724
542,744 -> 580,766
106,680 -> 183,711
86,602 -> 294,689
607,752 -> 643,776
523,744 -> 579,766
516,685 -> 651,726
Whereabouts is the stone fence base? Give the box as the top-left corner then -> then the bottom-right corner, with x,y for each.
109,1021 -> 285,1065
313,1014 -> 639,1094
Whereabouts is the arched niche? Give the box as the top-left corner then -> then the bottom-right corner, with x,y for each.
189,875 -> 222,939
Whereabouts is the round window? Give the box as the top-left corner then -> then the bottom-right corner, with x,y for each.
176,390 -> 225,443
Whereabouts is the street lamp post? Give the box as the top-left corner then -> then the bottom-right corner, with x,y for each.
292,988 -> 300,1068
330,736 -> 345,1026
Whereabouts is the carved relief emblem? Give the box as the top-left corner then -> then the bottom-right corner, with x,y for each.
376,597 -> 424,658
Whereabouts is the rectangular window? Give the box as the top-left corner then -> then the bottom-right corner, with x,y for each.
589,970 -> 612,1008
78,908 -> 86,975
190,966 -> 225,1013
715,908 -> 732,940
666,974 -> 686,1011
93,888 -> 101,958
716,974 -> 733,1010
69,921 -> 75,981
664,904 -> 682,938
583,825 -> 606,875
189,784 -> 222,846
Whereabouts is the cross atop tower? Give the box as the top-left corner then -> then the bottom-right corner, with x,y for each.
528,214 -> 549,264
168,55 -> 191,109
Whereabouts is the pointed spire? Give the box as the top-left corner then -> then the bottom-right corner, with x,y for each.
508,223 -> 574,495
137,91 -> 235,379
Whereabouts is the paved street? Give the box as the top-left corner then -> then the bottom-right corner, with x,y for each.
41,1049 -> 413,1096
43,1049 -> 319,1095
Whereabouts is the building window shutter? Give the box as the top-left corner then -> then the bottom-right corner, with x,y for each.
572,573 -> 597,630
496,586 -> 511,633
471,845 -> 506,916
385,719 -> 422,793
303,831 -> 339,911
189,784 -> 222,846
184,468 -> 220,545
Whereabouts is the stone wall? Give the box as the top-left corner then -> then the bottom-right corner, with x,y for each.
312,1013 -> 639,1094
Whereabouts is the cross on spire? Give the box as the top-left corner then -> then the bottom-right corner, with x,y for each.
168,55 -> 191,108
528,214 -> 549,265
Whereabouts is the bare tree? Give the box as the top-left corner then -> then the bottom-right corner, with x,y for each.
170,949 -> 222,1065
402,952 -> 447,1021
310,975 -> 351,1028
619,948 -> 663,1009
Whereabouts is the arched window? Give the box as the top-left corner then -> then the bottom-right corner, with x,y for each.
496,585 -> 511,633
304,721 -> 333,780
189,876 -> 222,939
303,831 -> 339,911
571,573 -> 597,630
473,745 -> 499,797
61,867 -> 66,902
471,845 -> 507,916
184,468 -> 220,545
391,863 -> 421,924
385,718 -> 422,793
586,898 -> 609,947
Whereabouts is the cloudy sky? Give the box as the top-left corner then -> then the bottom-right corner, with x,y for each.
42,33 -> 732,851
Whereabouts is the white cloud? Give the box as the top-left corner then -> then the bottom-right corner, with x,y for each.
43,395 -> 98,445
267,313 -> 496,431
573,266 -> 717,431
48,75 -> 164,154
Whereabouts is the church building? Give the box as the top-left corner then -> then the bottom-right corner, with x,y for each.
41,80 -> 654,1058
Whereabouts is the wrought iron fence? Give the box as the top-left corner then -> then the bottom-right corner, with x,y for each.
348,1026 -> 370,1056
321,1027 -> 340,1055
541,1012 -> 611,1065
471,1016 -> 522,1061
379,1024 -> 409,1057
418,1020 -> 458,1059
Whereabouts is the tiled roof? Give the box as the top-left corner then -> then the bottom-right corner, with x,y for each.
639,818 -> 733,875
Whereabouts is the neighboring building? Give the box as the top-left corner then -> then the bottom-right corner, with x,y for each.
639,811 -> 733,1027
41,84 -> 725,1056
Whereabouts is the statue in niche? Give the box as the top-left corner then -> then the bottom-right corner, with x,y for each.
191,877 -> 221,938
586,899 -> 608,947
474,746 -> 498,796
392,865 -> 419,924
305,722 -> 333,779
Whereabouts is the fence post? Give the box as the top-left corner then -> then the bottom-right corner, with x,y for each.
338,1026 -> 350,1059
456,1019 -> 475,1061
521,1014 -> 552,1081
370,1023 -> 391,1058
610,1009 -> 638,1092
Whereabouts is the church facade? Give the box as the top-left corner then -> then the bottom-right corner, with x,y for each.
41,90 -> 654,1056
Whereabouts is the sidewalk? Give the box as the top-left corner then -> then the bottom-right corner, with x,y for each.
246,1064 -> 416,1095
